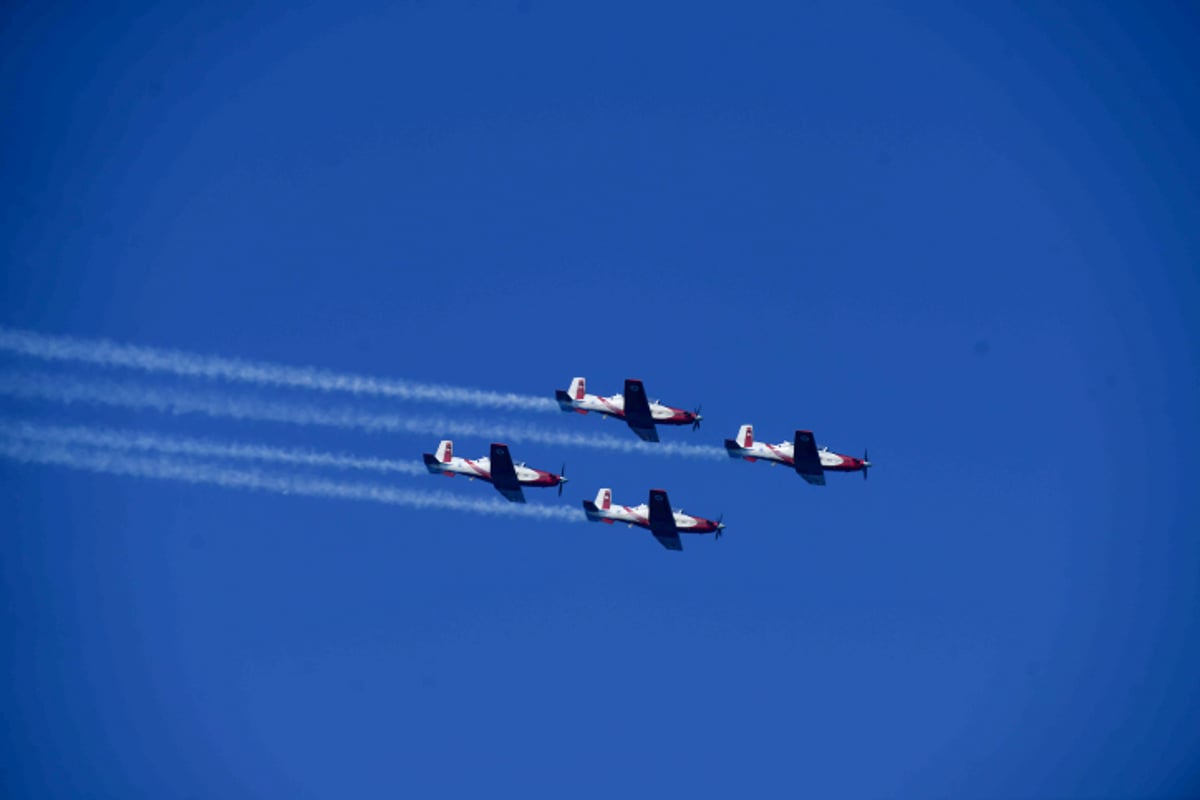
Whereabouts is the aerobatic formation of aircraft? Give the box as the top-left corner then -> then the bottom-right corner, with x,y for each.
582,487 -> 725,551
555,377 -> 701,442
724,425 -> 871,485
423,440 -> 567,503
422,380 -> 875,551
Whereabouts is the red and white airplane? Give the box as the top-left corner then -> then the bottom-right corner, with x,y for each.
724,425 -> 872,485
582,487 -> 724,551
423,440 -> 567,503
555,377 -> 701,442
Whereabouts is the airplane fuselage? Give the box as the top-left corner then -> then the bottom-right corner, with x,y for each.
583,501 -> 722,534
427,455 -> 563,488
559,392 -> 697,427
724,441 -> 868,473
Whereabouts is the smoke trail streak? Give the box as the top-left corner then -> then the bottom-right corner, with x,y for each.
0,372 -> 728,460
0,326 -> 558,412
0,437 -> 582,522
0,420 -> 427,476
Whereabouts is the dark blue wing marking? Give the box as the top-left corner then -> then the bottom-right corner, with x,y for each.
648,489 -> 682,549
629,424 -> 660,443
648,489 -> 676,536
497,486 -> 527,503
793,430 -> 826,486
623,379 -> 655,435
652,531 -> 683,551
489,443 -> 524,501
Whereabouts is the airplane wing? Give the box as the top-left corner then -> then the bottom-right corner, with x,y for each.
648,489 -> 682,551
489,443 -> 526,503
623,379 -> 658,442
652,531 -> 683,551
792,430 -> 826,486
630,424 -> 660,442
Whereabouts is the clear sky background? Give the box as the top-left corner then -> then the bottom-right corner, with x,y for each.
2,2 -> 1198,797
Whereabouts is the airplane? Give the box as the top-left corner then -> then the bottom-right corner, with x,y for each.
582,487 -> 724,551
724,425 -> 872,485
422,440 -> 568,503
554,377 -> 701,442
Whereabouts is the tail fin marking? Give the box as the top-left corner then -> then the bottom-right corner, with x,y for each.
737,424 -> 754,448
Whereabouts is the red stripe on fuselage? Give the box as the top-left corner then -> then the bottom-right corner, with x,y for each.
522,471 -> 560,488
824,454 -> 864,472
657,407 -> 697,426
764,444 -> 793,464
597,397 -> 624,416
464,461 -> 492,480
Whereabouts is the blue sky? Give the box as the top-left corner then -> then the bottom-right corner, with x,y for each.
2,2 -> 1198,797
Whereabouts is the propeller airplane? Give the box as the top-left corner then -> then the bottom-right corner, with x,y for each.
423,440 -> 568,503
724,425 -> 872,485
555,377 -> 702,442
582,487 -> 724,551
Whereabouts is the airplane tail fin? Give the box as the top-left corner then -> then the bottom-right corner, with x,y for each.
725,425 -> 754,459
594,487 -> 611,510
556,377 -> 588,413
582,487 -> 613,523
737,424 -> 754,448
435,440 -> 453,463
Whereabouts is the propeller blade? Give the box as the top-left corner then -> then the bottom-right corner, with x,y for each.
715,513 -> 725,540
558,463 -> 567,496
692,404 -> 703,431
863,449 -> 870,481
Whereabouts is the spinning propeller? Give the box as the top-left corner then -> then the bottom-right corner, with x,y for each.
692,404 -> 703,431
558,463 -> 568,496
862,449 -> 871,481
714,513 -> 725,540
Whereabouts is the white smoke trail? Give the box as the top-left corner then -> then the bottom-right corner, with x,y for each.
0,326 -> 558,412
0,419 -> 427,476
0,437 -> 582,522
0,372 -> 728,460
